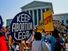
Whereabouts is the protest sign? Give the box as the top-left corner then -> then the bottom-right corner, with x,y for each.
10,12 -> 33,41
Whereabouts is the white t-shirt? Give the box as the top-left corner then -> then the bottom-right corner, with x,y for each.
32,40 -> 42,51
32,40 -> 49,51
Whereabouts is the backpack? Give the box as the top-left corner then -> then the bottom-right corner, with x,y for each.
55,38 -> 62,51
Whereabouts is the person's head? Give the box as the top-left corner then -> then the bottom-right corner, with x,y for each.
34,32 -> 42,40
45,31 -> 51,35
0,31 -> 4,37
52,29 -> 60,38
5,26 -> 9,32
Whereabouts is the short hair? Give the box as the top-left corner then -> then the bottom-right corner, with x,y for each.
34,32 -> 42,40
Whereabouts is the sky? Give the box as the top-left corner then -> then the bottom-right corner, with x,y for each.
0,0 -> 68,26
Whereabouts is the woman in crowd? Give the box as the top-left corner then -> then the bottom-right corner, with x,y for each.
32,32 -> 49,51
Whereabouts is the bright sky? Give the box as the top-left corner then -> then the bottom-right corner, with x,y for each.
0,0 -> 68,26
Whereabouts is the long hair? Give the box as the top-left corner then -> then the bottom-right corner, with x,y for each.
0,31 -> 4,37
34,32 -> 42,40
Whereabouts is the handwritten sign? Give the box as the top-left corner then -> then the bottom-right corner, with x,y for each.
10,12 -> 33,41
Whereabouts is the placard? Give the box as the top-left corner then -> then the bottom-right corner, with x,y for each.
10,12 -> 33,41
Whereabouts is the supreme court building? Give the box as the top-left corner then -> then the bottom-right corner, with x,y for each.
21,1 -> 53,27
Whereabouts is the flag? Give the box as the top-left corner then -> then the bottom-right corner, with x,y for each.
37,20 -> 43,33
43,10 -> 54,31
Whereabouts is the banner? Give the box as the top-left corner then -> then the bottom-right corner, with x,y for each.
43,10 -> 54,31
10,12 -> 33,41
37,20 -> 43,33
0,16 -> 3,29
37,25 -> 43,33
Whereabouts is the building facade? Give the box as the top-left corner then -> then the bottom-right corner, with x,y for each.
6,19 -> 12,28
6,1 -> 53,28
53,13 -> 68,26
21,1 -> 53,27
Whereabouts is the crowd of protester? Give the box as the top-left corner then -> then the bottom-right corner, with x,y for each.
0,20 -> 68,51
